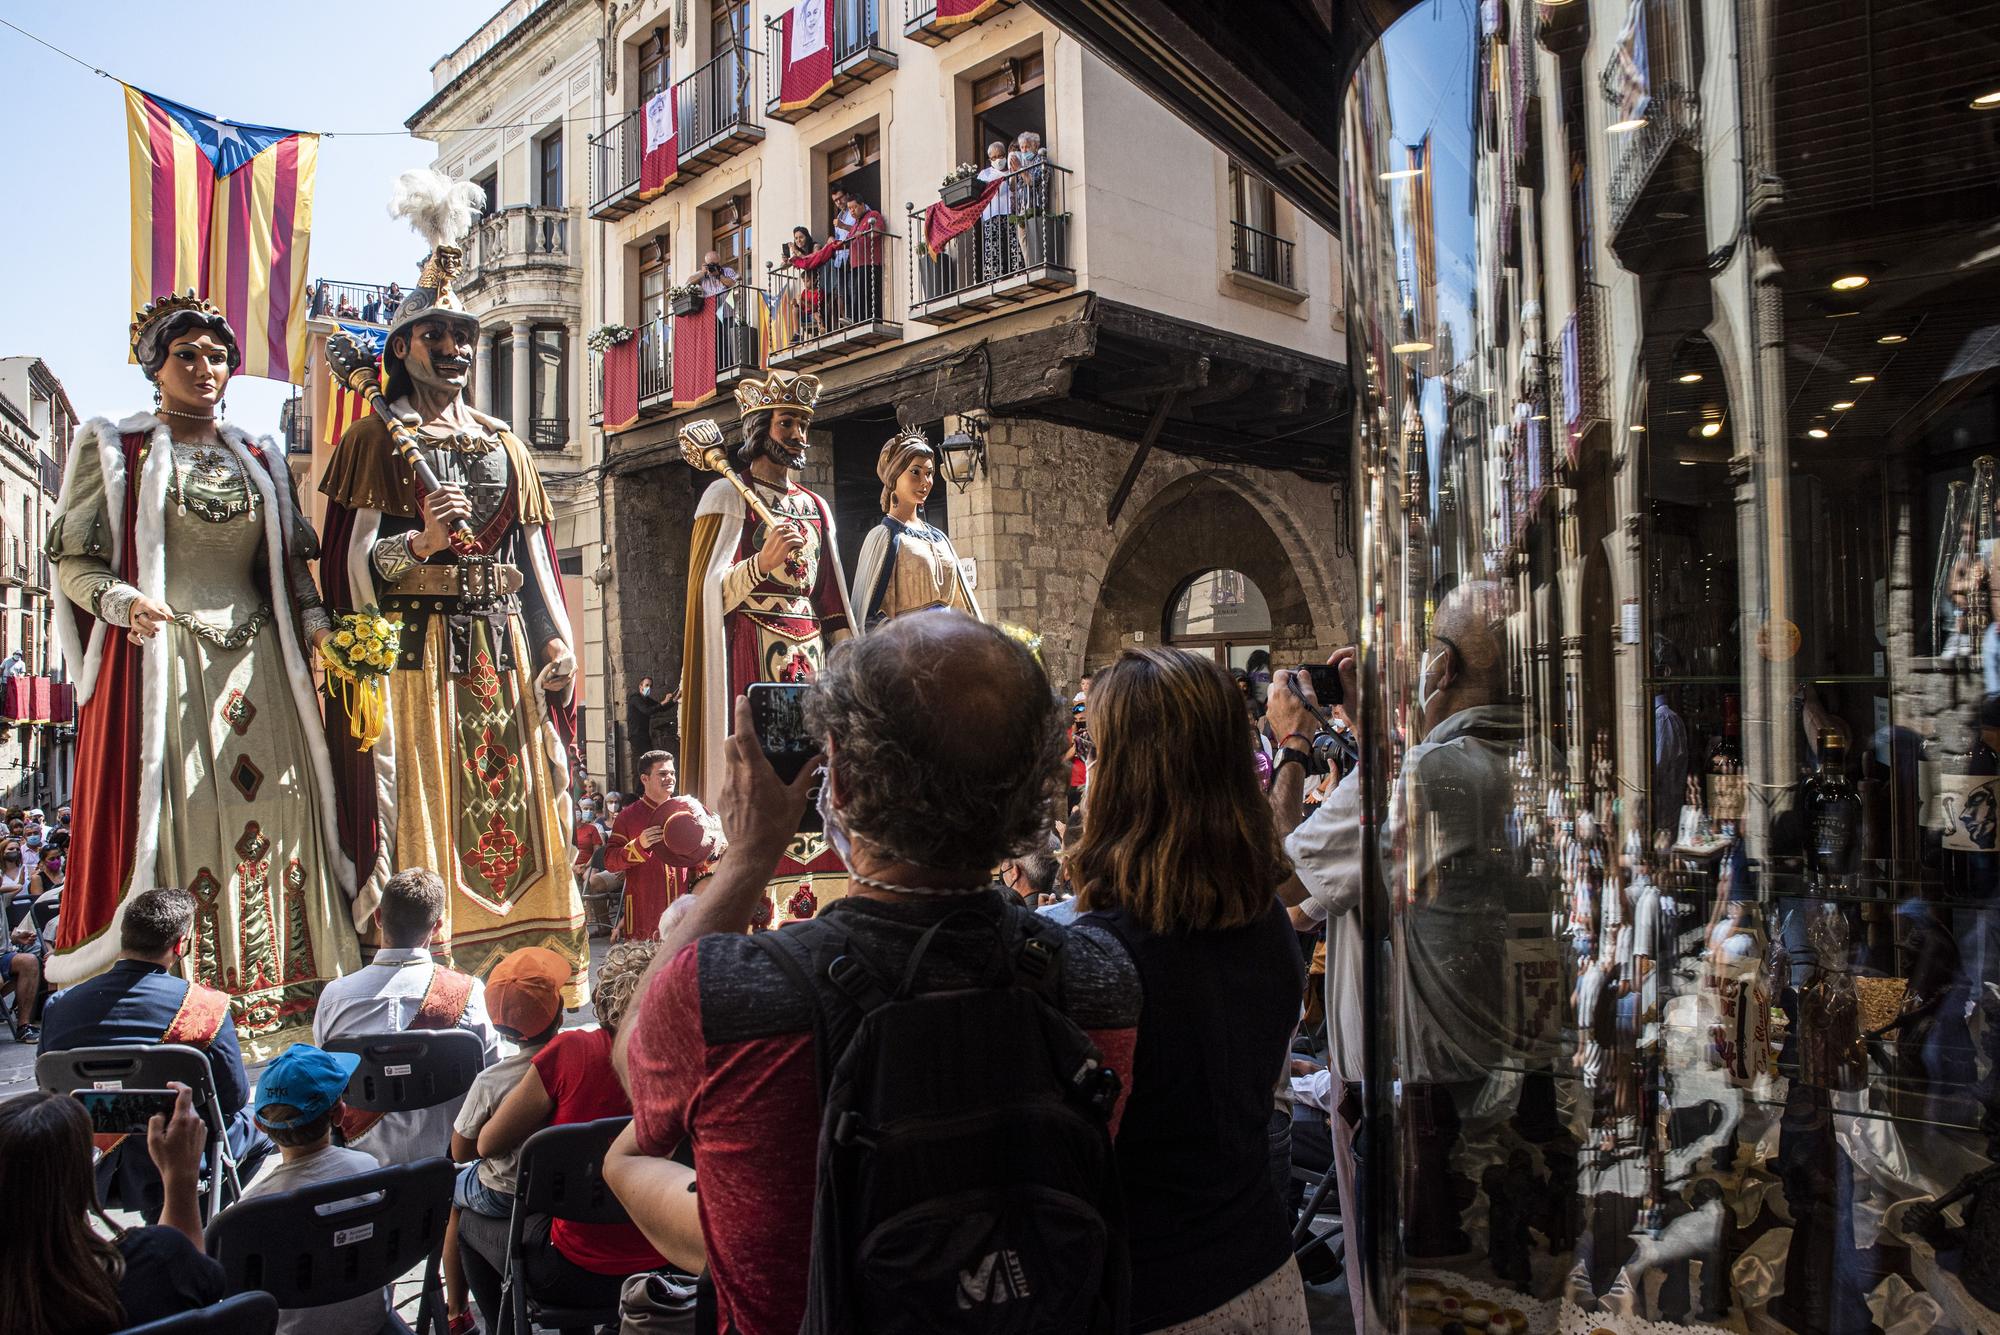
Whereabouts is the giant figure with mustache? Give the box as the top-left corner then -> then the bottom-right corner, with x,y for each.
317,170 -> 587,994
677,370 -> 855,925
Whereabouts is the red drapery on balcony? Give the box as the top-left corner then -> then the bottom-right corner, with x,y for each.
0,676 -> 68,723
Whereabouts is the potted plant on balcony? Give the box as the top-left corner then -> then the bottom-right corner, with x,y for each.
668,280 -> 706,317
587,323 -> 634,352
1012,207 -> 1072,269
939,162 -> 984,208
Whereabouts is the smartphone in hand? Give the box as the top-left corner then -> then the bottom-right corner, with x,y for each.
747,682 -> 822,833
72,1089 -> 182,1136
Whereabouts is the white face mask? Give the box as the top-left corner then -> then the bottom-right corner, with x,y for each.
639,685 -> 653,698
817,769 -> 853,867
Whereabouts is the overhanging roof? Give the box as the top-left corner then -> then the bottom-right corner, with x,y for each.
1030,0 -> 1420,235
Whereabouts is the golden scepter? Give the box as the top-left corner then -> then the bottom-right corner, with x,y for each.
325,330 -> 477,553
678,419 -> 783,530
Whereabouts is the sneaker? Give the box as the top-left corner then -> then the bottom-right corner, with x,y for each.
447,1311 -> 480,1335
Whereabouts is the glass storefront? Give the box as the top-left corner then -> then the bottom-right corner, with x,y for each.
1338,1 -> 2000,1330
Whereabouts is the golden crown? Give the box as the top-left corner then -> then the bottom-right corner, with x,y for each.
130,290 -> 223,351
734,370 -> 822,419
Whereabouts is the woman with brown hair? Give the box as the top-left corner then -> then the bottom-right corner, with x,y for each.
0,1085 -> 225,1333
1072,646 -> 1309,1333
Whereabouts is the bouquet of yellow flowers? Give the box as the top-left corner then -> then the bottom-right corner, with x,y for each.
321,607 -> 402,752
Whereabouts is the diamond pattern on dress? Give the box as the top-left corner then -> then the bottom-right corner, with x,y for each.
230,754 -> 265,801
222,688 -> 257,736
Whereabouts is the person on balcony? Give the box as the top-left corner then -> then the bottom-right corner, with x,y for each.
699,250 -> 743,373
781,226 -> 832,340
382,282 -> 404,322
839,191 -> 886,323
978,140 -> 1014,281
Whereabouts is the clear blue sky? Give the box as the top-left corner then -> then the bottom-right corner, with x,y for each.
0,4 -> 493,433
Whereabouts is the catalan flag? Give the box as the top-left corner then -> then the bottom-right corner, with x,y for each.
125,85 -> 319,384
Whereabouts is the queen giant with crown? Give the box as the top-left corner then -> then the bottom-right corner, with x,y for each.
47,293 -> 359,1055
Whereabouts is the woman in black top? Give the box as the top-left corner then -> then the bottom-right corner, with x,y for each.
0,1086 -> 227,1333
1072,647 -> 1309,1333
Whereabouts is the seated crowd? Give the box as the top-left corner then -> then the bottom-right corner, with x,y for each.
21,609 -> 1339,1335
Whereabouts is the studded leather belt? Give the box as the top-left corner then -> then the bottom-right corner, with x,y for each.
389,561 -> 525,600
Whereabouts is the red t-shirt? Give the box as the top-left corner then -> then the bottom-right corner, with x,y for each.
532,1027 -> 666,1276
624,894 -> 1141,1335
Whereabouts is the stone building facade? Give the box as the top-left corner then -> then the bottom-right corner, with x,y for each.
584,0 -> 1355,788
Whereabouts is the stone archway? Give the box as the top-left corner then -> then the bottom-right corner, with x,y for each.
1086,474 -> 1320,669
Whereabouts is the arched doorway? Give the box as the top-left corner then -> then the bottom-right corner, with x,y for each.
1165,569 -> 1272,670
1083,472 -> 1322,676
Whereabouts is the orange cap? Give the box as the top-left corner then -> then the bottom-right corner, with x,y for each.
486,946 -> 570,1037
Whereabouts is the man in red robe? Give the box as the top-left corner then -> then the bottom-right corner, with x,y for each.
609,750 -> 722,941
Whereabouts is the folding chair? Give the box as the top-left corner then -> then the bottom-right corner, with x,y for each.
113,1291 -> 279,1335
206,1156 -> 454,1335
324,1028 -> 486,1118
498,1115 -> 634,1335
37,1042 -> 243,1220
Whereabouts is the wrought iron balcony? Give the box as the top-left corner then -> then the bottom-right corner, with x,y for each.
904,0 -> 1018,46
308,280 -> 403,325
1229,221 -> 1296,289
767,224 -> 902,367
678,47 -> 766,174
1604,83 -> 1702,267
907,160 -> 1074,326
591,286 -> 773,431
589,107 -> 643,220
765,1 -> 896,122
458,207 -> 578,294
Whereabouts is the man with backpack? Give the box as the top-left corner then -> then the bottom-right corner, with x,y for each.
609,610 -> 1141,1335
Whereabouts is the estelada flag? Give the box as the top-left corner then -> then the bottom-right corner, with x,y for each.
640,87 -> 678,198
672,301 -> 718,408
603,336 -> 641,432
320,323 -> 385,447
777,0 -> 833,112
124,85 -> 318,384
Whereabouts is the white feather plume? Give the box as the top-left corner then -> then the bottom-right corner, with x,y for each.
388,168 -> 486,250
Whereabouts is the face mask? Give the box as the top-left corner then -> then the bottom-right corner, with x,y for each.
817,771 -> 853,866
639,685 -> 652,698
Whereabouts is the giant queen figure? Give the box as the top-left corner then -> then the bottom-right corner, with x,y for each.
47,294 -> 359,1056
677,370 -> 854,923
318,171 -> 587,989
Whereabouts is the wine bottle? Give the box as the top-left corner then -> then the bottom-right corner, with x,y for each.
1804,730 -> 1860,896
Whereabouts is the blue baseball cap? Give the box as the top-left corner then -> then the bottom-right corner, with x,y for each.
254,1044 -> 361,1129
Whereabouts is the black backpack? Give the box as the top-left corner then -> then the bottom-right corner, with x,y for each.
752,905 -> 1129,1335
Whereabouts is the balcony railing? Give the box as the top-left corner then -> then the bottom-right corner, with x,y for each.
530,417 -> 569,451
767,224 -> 902,366
1229,221 -> 1295,289
907,161 -> 1073,324
589,107 -> 643,219
592,288 -> 773,429
1607,83 -> 1701,238
765,1 -> 896,121
460,206 -> 577,290
309,280 -> 403,325
904,0 -> 1018,46
677,46 -> 766,170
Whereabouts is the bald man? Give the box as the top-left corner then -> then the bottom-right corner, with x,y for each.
1267,580 -> 1525,1318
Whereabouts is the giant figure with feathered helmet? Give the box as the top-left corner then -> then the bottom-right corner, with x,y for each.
676,370 -> 856,927
316,169 -> 587,1010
